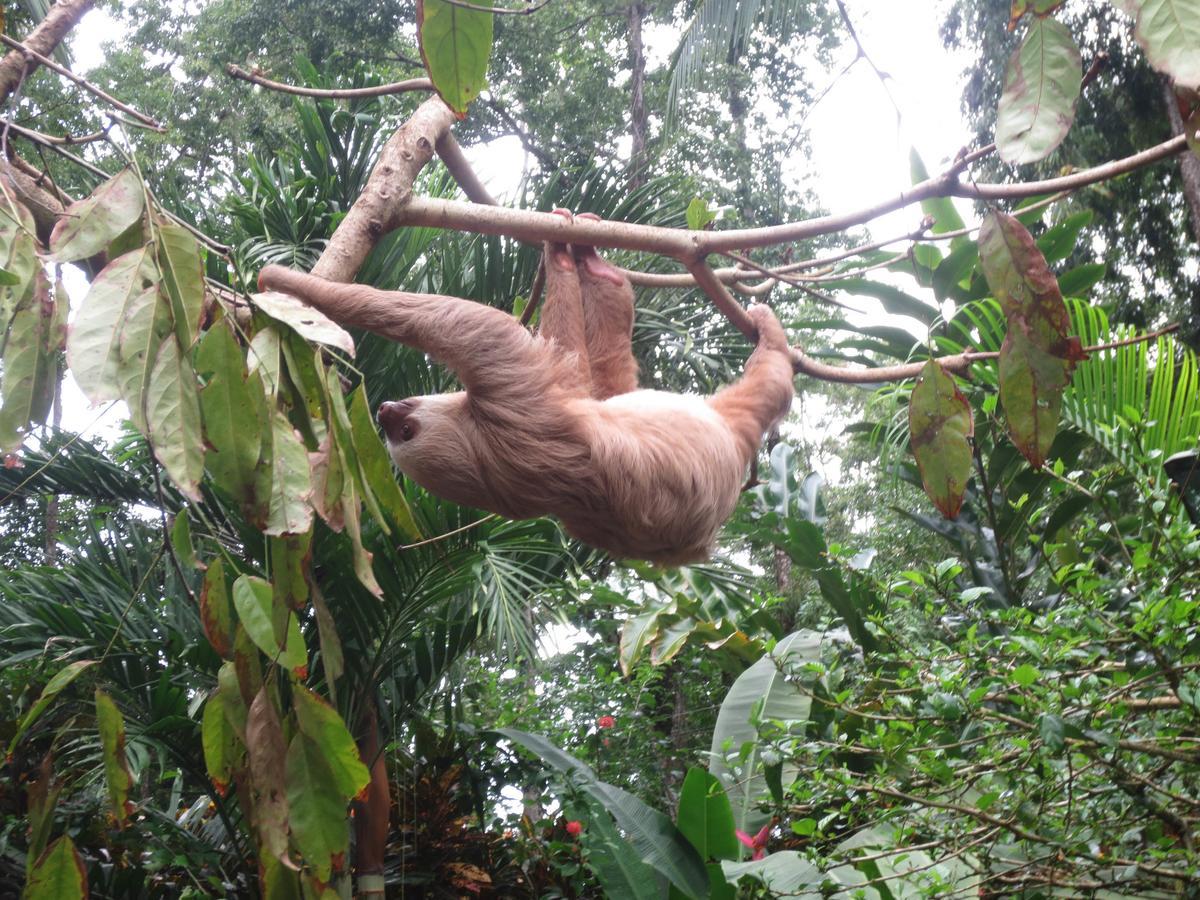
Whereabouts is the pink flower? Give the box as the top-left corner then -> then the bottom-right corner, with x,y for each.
565,820 -> 583,836
597,715 -> 615,728
735,824 -> 770,860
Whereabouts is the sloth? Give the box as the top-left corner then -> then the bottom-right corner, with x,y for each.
257,213 -> 795,565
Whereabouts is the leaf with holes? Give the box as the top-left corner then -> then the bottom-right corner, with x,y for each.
49,168 -> 144,263
909,360 -> 974,518
995,17 -> 1081,164
251,290 -> 354,355
418,0 -> 494,115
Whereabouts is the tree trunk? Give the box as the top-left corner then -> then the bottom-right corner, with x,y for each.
354,703 -> 390,898
0,0 -> 96,103
626,1 -> 648,190
43,356 -> 63,565
1161,78 -> 1200,247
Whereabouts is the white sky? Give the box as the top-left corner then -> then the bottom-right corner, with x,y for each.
58,0 -> 976,442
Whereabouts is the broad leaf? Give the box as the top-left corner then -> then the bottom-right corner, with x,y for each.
145,335 -> 205,499
995,17 -> 1081,164
202,683 -> 242,795
417,0 -> 494,116
710,631 -> 820,834
200,559 -> 235,659
909,360 -> 974,518
155,220 -> 206,348
25,836 -> 87,900
49,168 -> 144,263
251,289 -> 354,355
0,269 -> 57,453
266,410 -> 314,536
979,211 -> 1087,467
677,768 -> 739,861
8,660 -> 97,754
94,689 -> 135,826
286,733 -> 351,881
349,384 -> 421,540
498,729 -> 710,899
115,278 -> 171,431
232,575 -> 307,674
66,246 -> 159,404
721,852 -> 821,894
292,685 -> 370,801
1129,0 -> 1200,89
246,686 -> 294,868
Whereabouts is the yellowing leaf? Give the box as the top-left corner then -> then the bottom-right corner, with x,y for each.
246,687 -> 295,869
200,558 -> 235,659
1129,0 -> 1200,89
95,689 -> 135,826
155,220 -> 206,348
995,18 -> 1081,164
266,410 -> 314,536
286,733 -> 351,881
417,0 -> 494,116
909,360 -> 974,519
292,685 -> 370,801
250,289 -> 354,356
25,835 -> 87,900
49,168 -> 144,263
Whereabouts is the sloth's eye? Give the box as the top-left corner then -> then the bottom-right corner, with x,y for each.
400,423 -> 415,441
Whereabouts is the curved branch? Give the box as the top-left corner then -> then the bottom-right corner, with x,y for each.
226,64 -> 433,99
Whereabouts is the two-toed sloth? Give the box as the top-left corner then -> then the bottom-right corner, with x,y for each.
257,213 -> 795,565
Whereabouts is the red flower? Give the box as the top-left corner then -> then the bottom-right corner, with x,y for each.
735,824 -> 770,860
565,820 -> 583,836
597,715 -> 615,728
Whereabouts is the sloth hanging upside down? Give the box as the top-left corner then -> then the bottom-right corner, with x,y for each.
257,212 -> 795,565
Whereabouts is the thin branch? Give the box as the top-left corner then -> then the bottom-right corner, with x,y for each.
226,64 -> 433,99
434,132 -> 497,205
3,121 -> 106,146
684,258 -> 756,339
719,250 -> 852,309
437,0 -> 551,12
0,32 -> 164,129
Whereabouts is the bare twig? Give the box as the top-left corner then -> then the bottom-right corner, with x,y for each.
0,32 -> 164,129
437,0 -> 551,12
226,63 -> 433,99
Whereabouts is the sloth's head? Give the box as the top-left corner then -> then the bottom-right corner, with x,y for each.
377,393 -> 488,508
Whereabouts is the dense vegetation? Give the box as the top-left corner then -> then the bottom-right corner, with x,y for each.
1,0 -> 1198,897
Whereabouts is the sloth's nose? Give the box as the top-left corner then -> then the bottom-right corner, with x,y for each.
378,400 -> 417,442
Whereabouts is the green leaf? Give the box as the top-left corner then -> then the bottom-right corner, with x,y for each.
286,733 -> 351,881
8,660 -> 97,754
25,835 -> 87,900
154,220 -> 206,348
417,0 -> 494,115
232,575 -> 307,673
114,278 -> 172,432
202,684 -> 241,795
995,17 -> 1082,164
582,799 -> 662,900
0,267 -> 20,286
710,631 -> 820,834
497,728 -> 710,899
170,508 -> 203,570
686,197 -> 718,230
677,768 -> 739,861
1038,712 -> 1066,752
1013,663 -> 1041,687
0,196 -> 39,335
910,147 -> 966,238
200,559 -> 235,659
0,269 -> 55,453
1057,262 -> 1106,297
1128,0 -> 1200,89
292,685 -> 370,801
1036,210 -> 1093,263
95,689 -> 135,826
932,241 -> 980,302
909,360 -> 974,519
619,609 -> 662,675
349,384 -> 421,540
196,322 -> 268,517
720,852 -> 821,894
823,278 -> 936,325
979,211 -> 1087,468
49,168 -> 144,263
265,410 -> 314,536
270,532 -> 310,611
145,335 -> 205,500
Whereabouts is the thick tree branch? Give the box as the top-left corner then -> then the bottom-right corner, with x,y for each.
434,132 -> 496,205
0,0 -> 96,105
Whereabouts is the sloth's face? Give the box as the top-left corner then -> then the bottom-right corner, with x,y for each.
377,392 -> 488,508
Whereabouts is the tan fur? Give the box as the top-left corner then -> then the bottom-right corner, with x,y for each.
258,243 -> 794,565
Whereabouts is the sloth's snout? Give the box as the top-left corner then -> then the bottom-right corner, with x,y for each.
378,400 -> 418,443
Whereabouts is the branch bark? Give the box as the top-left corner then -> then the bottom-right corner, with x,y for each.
0,0 -> 96,105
